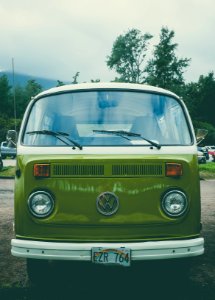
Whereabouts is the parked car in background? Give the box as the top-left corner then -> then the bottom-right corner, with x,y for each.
0,141 -> 17,159
206,146 -> 215,162
206,146 -> 215,155
198,150 -> 206,164
198,146 -> 209,160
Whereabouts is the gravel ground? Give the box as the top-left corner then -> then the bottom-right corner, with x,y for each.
0,179 -> 214,299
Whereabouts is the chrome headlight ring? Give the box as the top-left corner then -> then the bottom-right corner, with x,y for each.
161,190 -> 188,217
28,191 -> 54,218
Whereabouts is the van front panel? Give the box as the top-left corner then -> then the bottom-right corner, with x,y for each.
14,152 -> 200,242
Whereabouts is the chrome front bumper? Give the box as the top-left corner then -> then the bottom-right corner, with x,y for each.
11,237 -> 204,261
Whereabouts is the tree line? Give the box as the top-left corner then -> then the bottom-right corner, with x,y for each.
0,27 -> 215,144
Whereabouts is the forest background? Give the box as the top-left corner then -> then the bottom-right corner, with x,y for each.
0,27 -> 215,145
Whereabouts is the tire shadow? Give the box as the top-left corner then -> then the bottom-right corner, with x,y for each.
25,259 -> 212,300
1,259 -> 214,300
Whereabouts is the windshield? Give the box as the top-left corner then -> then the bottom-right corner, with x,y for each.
23,90 -> 192,146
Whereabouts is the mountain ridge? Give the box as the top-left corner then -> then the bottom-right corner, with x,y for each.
1,71 -> 68,90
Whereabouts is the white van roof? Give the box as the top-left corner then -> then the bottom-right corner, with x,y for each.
35,82 -> 178,99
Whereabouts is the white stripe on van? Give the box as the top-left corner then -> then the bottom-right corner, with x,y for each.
17,145 -> 197,156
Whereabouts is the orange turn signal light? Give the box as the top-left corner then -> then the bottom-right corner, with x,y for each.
34,164 -> 50,178
165,163 -> 182,177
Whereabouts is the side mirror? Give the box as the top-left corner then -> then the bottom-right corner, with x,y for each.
196,129 -> 208,145
6,130 -> 17,147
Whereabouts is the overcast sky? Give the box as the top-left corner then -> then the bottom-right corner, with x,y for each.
0,0 -> 214,84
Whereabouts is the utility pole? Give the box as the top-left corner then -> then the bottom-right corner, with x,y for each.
12,58 -> 17,132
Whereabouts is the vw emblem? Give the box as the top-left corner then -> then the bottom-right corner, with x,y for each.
96,192 -> 119,216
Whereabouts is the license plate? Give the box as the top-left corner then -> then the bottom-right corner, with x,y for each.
92,247 -> 131,267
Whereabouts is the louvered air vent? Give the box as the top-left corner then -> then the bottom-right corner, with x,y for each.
112,164 -> 163,176
52,164 -> 104,177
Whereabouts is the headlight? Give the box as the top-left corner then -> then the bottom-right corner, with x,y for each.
28,191 -> 54,218
161,190 -> 188,217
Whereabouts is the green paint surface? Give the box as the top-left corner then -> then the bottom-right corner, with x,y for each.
14,153 -> 201,242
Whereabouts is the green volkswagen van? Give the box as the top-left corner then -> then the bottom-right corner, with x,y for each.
11,83 -> 204,277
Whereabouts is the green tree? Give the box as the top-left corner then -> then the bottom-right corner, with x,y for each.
24,80 -> 42,102
196,72 -> 215,127
193,121 -> 215,145
182,81 -> 199,119
13,80 -> 42,122
184,72 -> 215,126
0,116 -> 8,141
107,29 -> 153,83
14,85 -> 26,119
183,72 -> 215,144
0,76 -> 43,141
0,116 -> 20,142
145,27 -> 190,94
0,74 -> 13,117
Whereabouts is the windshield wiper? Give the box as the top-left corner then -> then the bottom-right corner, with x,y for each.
93,130 -> 161,149
26,130 -> 82,150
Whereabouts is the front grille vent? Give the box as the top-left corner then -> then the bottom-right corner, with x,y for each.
112,164 -> 163,176
52,163 -> 163,177
52,164 -> 104,177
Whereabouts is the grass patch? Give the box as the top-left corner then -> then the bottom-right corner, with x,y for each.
199,162 -> 215,179
0,166 -> 15,177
